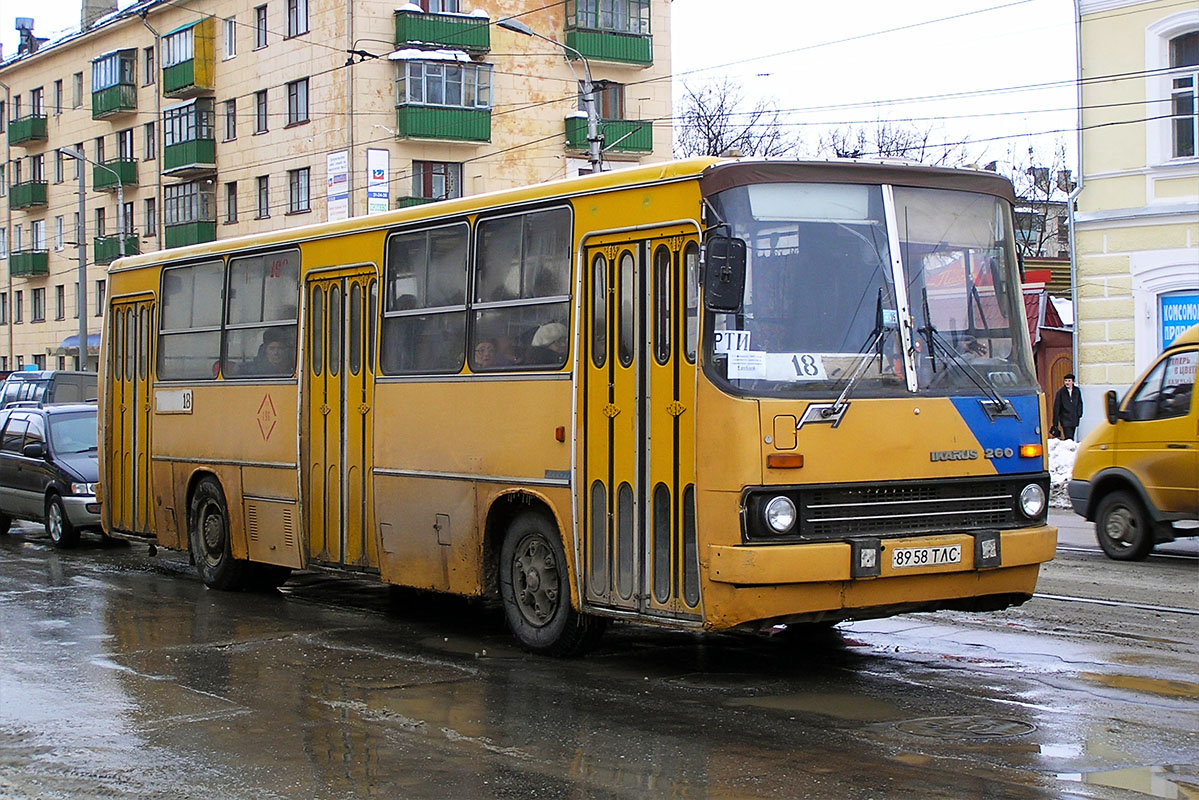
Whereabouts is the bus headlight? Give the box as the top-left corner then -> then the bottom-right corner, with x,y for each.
763,496 -> 797,533
1019,484 -> 1045,518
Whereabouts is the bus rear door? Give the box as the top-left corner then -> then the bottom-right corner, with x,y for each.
107,297 -> 155,535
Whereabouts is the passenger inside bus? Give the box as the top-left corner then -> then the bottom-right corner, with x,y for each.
247,327 -> 296,377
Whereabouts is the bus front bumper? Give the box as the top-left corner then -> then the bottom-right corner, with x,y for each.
708,525 -> 1057,585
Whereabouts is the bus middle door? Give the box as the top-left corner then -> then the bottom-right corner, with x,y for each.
304,267 -> 378,571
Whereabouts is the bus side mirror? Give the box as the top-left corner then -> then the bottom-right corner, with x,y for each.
704,236 -> 747,313
1105,390 -> 1120,424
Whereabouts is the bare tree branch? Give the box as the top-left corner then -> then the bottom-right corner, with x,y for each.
674,79 -> 800,158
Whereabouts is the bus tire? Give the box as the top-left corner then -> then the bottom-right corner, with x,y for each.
499,512 -> 606,657
46,494 -> 80,548
189,478 -> 251,590
1095,490 -> 1153,561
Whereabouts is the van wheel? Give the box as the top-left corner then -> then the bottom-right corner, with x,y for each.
499,512 -> 606,657
189,478 -> 251,590
1095,490 -> 1153,561
46,495 -> 80,548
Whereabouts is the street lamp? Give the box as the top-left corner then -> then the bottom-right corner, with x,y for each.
496,17 -> 602,173
61,146 -> 125,372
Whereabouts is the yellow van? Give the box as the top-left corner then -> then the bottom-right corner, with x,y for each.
1069,323 -> 1199,560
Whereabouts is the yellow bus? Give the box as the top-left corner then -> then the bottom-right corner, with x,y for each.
99,158 -> 1057,655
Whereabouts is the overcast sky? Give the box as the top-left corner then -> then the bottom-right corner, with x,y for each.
3,0 -> 1078,172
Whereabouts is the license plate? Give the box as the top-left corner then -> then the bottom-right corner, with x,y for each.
891,544 -> 962,569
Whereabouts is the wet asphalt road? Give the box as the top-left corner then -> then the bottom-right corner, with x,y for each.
1,512 -> 1196,800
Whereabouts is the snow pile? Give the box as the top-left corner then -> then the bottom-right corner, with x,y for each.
1048,437 -> 1078,509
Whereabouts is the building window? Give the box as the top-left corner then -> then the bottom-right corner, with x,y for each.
0,164 -> 5,196
92,49 -> 136,93
95,136 -> 105,164
117,128 -> 134,161
226,181 -> 238,222
287,79 -> 308,125
568,0 -> 651,35
412,161 -> 462,201
96,280 -> 107,316
144,122 -> 156,160
145,198 -> 157,236
1171,32 -> 1198,158
31,154 -> 45,182
395,61 -> 493,108
55,216 -> 64,251
54,79 -> 63,114
73,143 -> 83,179
255,5 -> 268,49
32,219 -> 45,250
32,289 -> 45,323
224,99 -> 237,140
587,81 -> 625,118
122,201 -> 134,235
15,292 -> 23,324
73,73 -> 83,108
0,229 -> 6,259
56,285 -> 65,320
96,208 -> 107,238
288,167 -> 310,213
30,87 -> 44,116
163,27 -> 195,68
144,46 -> 156,85
257,176 -> 270,218
287,0 -> 308,37
33,355 -> 45,370
164,100 -> 215,147
164,182 -> 216,230
224,17 -> 237,59
418,0 -> 460,10
255,90 -> 268,133
55,150 -> 65,183
0,101 -> 4,132
0,294 -> 6,325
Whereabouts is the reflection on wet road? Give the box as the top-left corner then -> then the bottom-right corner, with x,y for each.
1,522 -> 1196,800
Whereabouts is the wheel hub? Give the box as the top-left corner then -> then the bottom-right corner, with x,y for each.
512,536 -> 559,627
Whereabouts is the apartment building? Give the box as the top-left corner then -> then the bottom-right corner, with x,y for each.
1,0 -> 674,369
1073,0 -> 1199,431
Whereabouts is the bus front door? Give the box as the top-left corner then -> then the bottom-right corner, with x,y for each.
107,297 -> 155,536
304,268 -> 379,571
583,231 -> 702,619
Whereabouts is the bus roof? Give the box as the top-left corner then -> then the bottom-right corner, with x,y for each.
111,156 -> 1018,272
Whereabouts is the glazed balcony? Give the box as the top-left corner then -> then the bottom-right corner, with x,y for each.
163,139 -> 216,177
94,159 -> 139,191
8,114 -> 48,147
10,249 -> 50,277
395,10 -> 489,53
394,105 -> 490,142
94,234 -> 140,265
9,180 -> 48,209
565,115 -> 652,153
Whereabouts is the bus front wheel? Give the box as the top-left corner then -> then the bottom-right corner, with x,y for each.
499,512 -> 606,657
189,478 -> 251,590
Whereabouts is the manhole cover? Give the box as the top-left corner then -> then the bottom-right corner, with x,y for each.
897,716 -> 1036,739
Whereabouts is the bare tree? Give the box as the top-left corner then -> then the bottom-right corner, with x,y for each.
1000,141 -> 1074,259
815,122 -> 975,166
674,79 -> 799,158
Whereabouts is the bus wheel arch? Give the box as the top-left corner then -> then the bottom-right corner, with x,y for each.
488,493 -> 606,656
187,473 -> 251,590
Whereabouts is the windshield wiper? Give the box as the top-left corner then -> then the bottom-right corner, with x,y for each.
918,288 -> 1017,421
823,290 -> 892,418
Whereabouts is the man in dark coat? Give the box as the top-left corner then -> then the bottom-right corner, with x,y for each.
1052,373 -> 1083,440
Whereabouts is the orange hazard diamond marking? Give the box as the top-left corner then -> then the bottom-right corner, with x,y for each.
257,394 -> 278,441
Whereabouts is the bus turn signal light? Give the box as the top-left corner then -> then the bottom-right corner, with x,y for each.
555,426 -> 566,442
767,453 -> 804,469
1020,444 -> 1042,458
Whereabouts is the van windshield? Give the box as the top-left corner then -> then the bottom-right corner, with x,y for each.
48,412 -> 98,455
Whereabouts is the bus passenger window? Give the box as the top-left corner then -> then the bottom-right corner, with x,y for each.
381,223 -> 467,375
158,260 -> 224,381
224,249 -> 299,378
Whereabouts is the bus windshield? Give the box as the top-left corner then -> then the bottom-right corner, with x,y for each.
705,181 -> 1037,399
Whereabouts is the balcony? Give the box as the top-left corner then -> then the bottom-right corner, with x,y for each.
92,83 -> 138,119
7,114 -> 48,147
565,115 -> 652,154
10,249 -> 49,277
165,221 -> 216,249
395,9 -> 490,53
163,139 -> 216,177
94,159 -> 139,191
162,17 -> 215,99
564,29 -> 652,66
9,180 -> 48,209
93,235 -> 140,265
395,106 -> 490,143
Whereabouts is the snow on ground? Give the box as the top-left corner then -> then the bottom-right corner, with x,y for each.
1048,437 -> 1078,509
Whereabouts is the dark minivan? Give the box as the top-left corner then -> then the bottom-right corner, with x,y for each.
0,403 -> 101,546
0,371 -> 97,410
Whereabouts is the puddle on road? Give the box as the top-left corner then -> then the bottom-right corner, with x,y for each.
1081,672 -> 1199,699
1058,764 -> 1199,798
724,692 -> 904,722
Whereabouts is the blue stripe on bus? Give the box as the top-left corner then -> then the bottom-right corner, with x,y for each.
950,394 -> 1043,475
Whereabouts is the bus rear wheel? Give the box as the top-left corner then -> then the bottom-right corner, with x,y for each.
499,512 -> 606,657
189,478 -> 251,590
